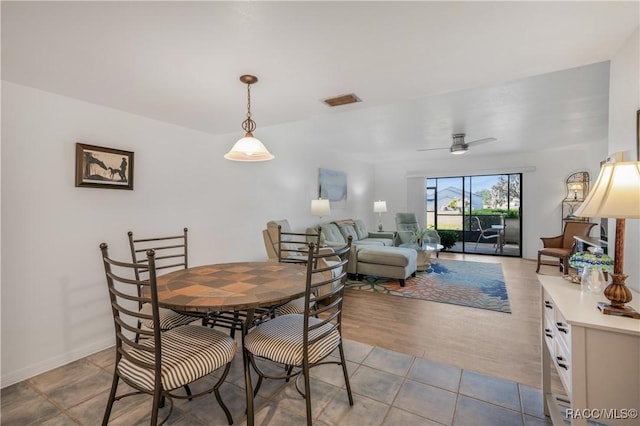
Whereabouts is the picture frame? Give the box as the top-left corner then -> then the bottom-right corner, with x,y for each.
318,168 -> 347,209
75,143 -> 134,190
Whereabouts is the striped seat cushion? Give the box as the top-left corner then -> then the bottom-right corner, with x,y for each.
139,303 -> 199,330
244,314 -> 340,366
274,296 -> 315,316
118,325 -> 236,392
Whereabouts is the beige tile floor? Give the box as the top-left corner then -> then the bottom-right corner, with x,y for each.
1,337 -> 552,425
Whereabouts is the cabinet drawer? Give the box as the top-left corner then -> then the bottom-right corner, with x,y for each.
543,315 -> 555,352
554,339 -> 572,398
553,305 -> 571,351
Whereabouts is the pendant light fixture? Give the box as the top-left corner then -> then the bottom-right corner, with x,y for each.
224,74 -> 274,162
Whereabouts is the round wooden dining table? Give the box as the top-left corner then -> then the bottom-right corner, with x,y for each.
155,260 -> 309,315
155,260 -> 311,426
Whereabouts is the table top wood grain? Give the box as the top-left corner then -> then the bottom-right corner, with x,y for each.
155,261 -> 309,313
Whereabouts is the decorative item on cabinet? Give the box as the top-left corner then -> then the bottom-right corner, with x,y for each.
562,171 -> 589,224
573,160 -> 640,319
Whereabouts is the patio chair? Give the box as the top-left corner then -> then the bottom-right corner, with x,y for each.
242,239 -> 353,426
100,243 -> 236,426
473,216 -> 501,251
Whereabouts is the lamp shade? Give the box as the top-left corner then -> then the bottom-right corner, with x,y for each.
373,200 -> 387,213
311,199 -> 331,217
224,136 -> 274,162
574,162 -> 640,219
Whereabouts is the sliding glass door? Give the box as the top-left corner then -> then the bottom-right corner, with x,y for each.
425,173 -> 521,257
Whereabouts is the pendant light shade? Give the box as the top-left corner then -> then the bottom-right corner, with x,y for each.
224,136 -> 273,161
224,75 -> 274,162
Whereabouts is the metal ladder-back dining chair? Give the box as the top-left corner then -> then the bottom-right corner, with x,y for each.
100,243 -> 236,426
242,238 -> 354,426
128,228 -> 201,330
272,224 -> 323,316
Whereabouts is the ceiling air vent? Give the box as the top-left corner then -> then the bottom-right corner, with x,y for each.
322,93 -> 361,107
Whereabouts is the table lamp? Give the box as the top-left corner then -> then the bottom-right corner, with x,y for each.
573,161 -> 640,318
569,183 -> 582,201
311,198 -> 331,231
374,200 -> 387,231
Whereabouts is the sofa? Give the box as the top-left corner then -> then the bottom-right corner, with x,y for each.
313,219 -> 395,248
307,219 -> 417,284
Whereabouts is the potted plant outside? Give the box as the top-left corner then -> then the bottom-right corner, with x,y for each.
437,230 -> 458,251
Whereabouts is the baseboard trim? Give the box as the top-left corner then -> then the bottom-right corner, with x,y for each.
1,336 -> 114,388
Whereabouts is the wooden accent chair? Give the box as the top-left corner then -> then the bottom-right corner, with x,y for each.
100,243 -> 236,426
536,221 -> 597,273
242,239 -> 353,426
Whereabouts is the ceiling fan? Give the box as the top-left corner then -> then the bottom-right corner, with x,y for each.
418,133 -> 497,155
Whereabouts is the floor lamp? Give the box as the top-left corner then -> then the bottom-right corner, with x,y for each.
574,161 -> 640,318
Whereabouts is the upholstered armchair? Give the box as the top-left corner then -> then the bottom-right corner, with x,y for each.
262,219 -> 319,262
395,212 -> 419,246
536,221 -> 597,273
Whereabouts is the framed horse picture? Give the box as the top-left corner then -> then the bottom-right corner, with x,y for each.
75,143 -> 134,190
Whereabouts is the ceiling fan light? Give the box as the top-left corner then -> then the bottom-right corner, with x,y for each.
450,145 -> 468,155
224,135 -> 274,161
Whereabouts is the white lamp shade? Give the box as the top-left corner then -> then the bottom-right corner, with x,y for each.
374,200 -> 387,213
311,199 -> 331,217
224,135 -> 274,162
574,162 -> 640,219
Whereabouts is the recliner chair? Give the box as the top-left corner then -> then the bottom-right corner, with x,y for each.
395,212 -> 419,246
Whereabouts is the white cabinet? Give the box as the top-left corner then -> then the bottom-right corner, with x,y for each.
539,275 -> 640,425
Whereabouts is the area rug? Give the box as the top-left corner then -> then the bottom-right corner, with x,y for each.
346,259 -> 511,313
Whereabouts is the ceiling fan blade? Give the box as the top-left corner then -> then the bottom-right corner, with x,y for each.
466,137 -> 497,146
417,146 -> 449,152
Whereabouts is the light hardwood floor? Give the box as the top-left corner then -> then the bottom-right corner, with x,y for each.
341,252 -> 562,389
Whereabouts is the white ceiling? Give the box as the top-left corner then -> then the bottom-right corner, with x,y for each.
2,1 -> 638,163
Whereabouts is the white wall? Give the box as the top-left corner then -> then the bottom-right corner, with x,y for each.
607,28 -> 639,292
0,82 -> 373,386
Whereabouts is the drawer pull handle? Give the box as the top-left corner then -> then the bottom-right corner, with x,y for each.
556,322 -> 568,334
544,328 -> 553,338
544,301 -> 553,309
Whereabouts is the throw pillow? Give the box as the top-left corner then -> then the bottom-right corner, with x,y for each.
353,220 -> 369,240
337,222 -> 359,242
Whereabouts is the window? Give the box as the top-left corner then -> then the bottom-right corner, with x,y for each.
425,173 -> 521,257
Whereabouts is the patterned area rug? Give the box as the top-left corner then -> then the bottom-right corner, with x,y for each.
346,258 -> 511,313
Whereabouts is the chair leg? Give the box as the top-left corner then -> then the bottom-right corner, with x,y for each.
242,335 -> 255,426
151,386 -> 163,426
102,372 -> 120,426
338,342 -> 354,406
302,360 -> 313,426
212,362 -> 234,425
536,253 -> 541,273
